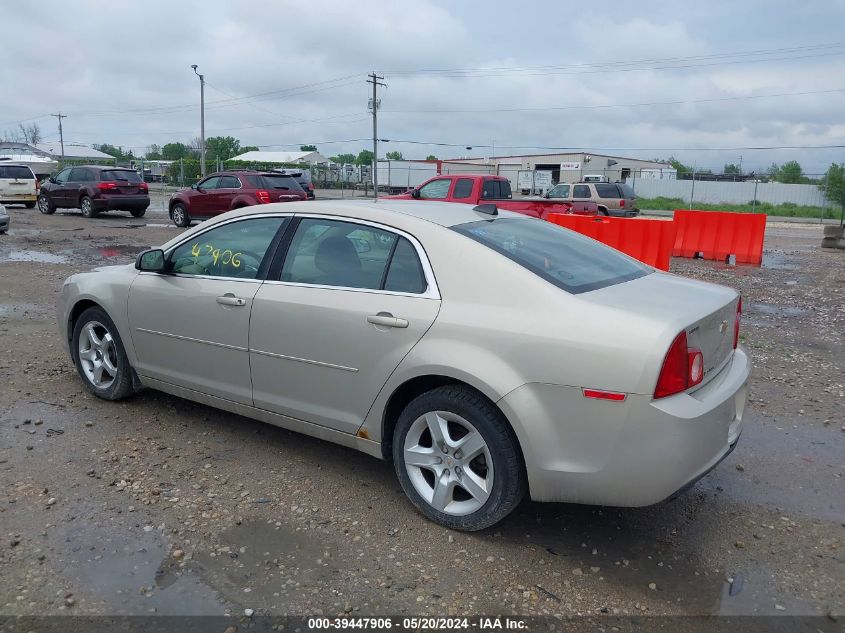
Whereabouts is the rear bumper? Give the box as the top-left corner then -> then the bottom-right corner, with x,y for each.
498,347 -> 750,506
92,194 -> 150,211
0,195 -> 36,204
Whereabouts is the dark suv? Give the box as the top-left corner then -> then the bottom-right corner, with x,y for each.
168,170 -> 307,227
38,165 -> 150,218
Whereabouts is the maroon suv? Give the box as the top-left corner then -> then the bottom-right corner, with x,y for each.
168,170 -> 307,227
38,165 -> 150,218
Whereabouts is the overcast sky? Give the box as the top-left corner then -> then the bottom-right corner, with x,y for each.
3,0 -> 845,173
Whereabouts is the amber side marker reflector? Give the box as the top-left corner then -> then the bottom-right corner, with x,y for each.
583,389 -> 626,402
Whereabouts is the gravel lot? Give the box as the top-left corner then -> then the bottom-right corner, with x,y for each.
0,200 -> 842,625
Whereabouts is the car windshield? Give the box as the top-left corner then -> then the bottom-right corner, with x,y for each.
255,175 -> 304,191
453,218 -> 650,294
101,170 -> 141,182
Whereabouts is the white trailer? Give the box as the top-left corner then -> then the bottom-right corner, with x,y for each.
376,160 -> 438,193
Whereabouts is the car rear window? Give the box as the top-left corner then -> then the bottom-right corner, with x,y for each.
101,170 -> 141,182
0,165 -> 35,179
619,183 -> 636,197
453,218 -> 650,294
253,175 -> 304,191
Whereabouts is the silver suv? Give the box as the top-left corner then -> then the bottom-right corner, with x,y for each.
0,163 -> 38,208
544,181 -> 639,217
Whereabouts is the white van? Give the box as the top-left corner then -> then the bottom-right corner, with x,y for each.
0,164 -> 38,208
582,174 -> 610,183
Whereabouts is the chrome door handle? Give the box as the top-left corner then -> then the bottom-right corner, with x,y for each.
216,294 -> 246,307
367,313 -> 409,328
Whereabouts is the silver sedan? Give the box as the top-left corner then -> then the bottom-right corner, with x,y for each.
57,200 -> 749,530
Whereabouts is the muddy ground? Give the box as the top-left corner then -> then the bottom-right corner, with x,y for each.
0,203 -> 842,624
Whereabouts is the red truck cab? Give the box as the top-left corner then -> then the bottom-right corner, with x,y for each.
386,174 -> 597,219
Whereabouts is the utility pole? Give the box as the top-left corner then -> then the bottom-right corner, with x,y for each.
367,72 -> 386,199
51,113 -> 67,159
191,65 -> 206,177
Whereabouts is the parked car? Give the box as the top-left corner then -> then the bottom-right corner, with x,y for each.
58,200 -> 748,531
0,163 -> 38,208
38,166 -> 150,218
387,174 -> 598,218
273,170 -> 315,199
168,170 -> 307,227
0,203 -> 8,234
543,181 -> 639,217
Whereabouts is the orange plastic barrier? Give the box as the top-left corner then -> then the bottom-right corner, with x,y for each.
546,214 -> 676,271
672,210 -> 767,265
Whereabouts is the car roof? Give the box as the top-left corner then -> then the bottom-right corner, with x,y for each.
226,199 -> 525,227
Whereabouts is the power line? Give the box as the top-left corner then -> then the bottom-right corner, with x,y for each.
382,87 -> 845,114
377,139 -> 845,152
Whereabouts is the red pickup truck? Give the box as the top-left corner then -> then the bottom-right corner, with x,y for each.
385,174 -> 598,218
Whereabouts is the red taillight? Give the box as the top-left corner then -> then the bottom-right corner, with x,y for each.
36,179 -> 41,192
139,182 -> 148,192
97,182 -> 117,191
255,190 -> 271,204
654,331 -> 704,399
619,199 -> 625,208
733,297 -> 742,349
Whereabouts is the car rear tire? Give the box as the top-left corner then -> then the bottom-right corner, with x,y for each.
37,195 -> 55,215
72,306 -> 134,401
24,202 -> 35,209
130,207 -> 147,218
392,384 -> 526,531
171,203 -> 190,227
80,196 -> 98,218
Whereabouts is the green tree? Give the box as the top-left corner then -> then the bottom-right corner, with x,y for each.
666,156 -> 693,177
161,142 -> 192,161
425,154 -> 438,161
145,144 -> 163,160
818,163 -> 845,223
240,145 -> 259,153
355,149 -> 374,166
331,153 -> 356,165
205,136 -> 246,161
777,160 -> 804,184
300,145 -> 317,152
385,151 -> 404,160
723,163 -> 741,175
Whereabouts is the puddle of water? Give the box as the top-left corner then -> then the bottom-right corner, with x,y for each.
0,249 -> 69,264
762,252 -> 801,271
0,303 -> 49,318
746,302 -> 808,319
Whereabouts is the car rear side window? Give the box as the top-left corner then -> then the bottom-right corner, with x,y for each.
453,218 -> 650,294
169,217 -> 287,279
595,183 -> 620,198
572,185 -> 591,198
619,183 -> 635,197
384,237 -> 427,294
101,170 -> 141,183
481,179 -> 512,200
0,165 -> 35,179
452,178 -> 473,199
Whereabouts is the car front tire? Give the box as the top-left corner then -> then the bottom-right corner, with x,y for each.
72,307 -> 134,400
80,196 -> 98,218
38,194 -> 55,214
393,385 -> 526,531
170,203 -> 190,227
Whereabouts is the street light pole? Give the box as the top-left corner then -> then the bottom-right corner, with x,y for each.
191,65 -> 206,177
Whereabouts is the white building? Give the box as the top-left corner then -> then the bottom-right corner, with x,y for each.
35,142 -> 117,161
228,150 -> 331,165
442,152 -> 675,188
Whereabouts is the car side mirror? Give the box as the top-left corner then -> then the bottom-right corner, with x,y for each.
135,248 -> 166,272
191,183 -> 199,190
411,189 -> 420,199
49,177 -> 57,184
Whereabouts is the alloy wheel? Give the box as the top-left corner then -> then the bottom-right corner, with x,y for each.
403,411 -> 494,516
77,321 -> 118,389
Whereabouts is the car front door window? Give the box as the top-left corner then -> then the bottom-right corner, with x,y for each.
169,217 -> 287,279
198,176 -> 221,191
54,169 -> 71,184
418,178 -> 451,200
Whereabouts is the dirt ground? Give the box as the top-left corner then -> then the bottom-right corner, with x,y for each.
0,202 -> 842,625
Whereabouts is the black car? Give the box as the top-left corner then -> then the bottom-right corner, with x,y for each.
272,169 -> 315,199
38,165 -> 150,218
